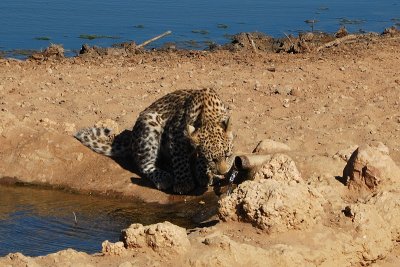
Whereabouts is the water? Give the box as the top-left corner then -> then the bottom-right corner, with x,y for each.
0,184 -> 214,256
0,0 -> 399,57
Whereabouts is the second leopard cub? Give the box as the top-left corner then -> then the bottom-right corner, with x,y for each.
74,88 -> 234,194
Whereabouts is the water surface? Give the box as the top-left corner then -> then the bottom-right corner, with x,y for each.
0,0 -> 398,56
0,184 -> 213,256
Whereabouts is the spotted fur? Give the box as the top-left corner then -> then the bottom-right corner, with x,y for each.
74,88 -> 234,194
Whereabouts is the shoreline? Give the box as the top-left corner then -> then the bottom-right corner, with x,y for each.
1,26 -> 398,59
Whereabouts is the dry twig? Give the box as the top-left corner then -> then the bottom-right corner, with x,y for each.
137,31 -> 172,48
316,34 -> 358,51
246,33 -> 257,53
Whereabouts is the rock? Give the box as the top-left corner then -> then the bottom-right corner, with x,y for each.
120,221 -> 190,254
365,191 -> 400,239
252,153 -> 302,183
273,85 -> 293,95
335,27 -> 348,38
290,87 -> 302,97
30,44 -> 65,60
333,145 -> 359,161
218,178 -> 325,233
345,203 -> 393,262
343,143 -> 400,194
76,152 -> 84,161
382,26 -> 399,36
252,139 -> 291,154
190,232 -> 307,266
101,240 -> 126,256
63,122 -> 76,133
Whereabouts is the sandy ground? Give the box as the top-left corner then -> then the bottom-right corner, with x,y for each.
0,32 -> 399,266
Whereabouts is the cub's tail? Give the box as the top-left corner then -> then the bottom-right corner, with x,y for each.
74,127 -> 131,157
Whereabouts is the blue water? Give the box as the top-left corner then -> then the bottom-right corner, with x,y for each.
0,0 -> 399,56
0,185 -> 209,256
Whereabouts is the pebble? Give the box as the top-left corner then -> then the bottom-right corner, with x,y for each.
277,85 -> 293,95
63,122 -> 76,133
339,66 -> 345,71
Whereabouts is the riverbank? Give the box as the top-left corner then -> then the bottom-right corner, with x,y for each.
0,31 -> 399,265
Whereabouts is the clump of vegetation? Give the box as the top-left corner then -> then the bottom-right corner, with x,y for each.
339,18 -> 365,25
317,6 -> 329,11
191,30 -> 209,35
11,49 -> 38,57
34,36 -> 51,41
183,40 -> 201,48
78,34 -> 120,40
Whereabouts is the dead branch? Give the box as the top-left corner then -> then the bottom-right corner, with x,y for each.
137,31 -> 172,48
317,34 -> 358,51
246,33 -> 257,53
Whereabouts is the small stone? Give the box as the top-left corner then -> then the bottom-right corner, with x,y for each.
290,87 -> 302,97
76,153 -> 83,161
102,240 -> 126,256
274,85 -> 293,95
267,67 -> 276,72
335,26 -> 348,38
339,67 -> 345,71
63,122 -> 76,133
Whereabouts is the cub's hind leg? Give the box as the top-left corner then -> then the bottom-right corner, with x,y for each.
169,136 -> 196,194
131,119 -> 173,191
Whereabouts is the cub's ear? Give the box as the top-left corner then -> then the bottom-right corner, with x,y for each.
185,124 -> 200,144
222,118 -> 233,140
221,117 -> 232,132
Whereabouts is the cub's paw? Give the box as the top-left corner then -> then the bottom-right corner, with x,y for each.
173,179 -> 195,195
153,179 -> 173,191
195,173 -> 211,187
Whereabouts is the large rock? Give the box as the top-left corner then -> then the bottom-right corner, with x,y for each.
252,139 -> 291,154
344,203 -> 394,262
252,153 -> 302,183
343,143 -> 400,194
219,152 -> 322,233
364,191 -> 400,240
218,179 -> 325,233
120,221 -> 190,254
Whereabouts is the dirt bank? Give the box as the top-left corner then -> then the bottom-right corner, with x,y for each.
0,32 -> 399,265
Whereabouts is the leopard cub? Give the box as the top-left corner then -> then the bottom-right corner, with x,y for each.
74,88 -> 234,194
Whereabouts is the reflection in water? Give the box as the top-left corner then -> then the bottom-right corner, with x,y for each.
0,185 -> 217,256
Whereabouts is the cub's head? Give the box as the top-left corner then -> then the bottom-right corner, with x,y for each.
186,118 -> 234,185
